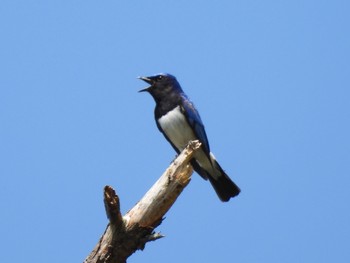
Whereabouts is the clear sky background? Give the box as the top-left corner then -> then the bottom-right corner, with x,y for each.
1,1 -> 349,262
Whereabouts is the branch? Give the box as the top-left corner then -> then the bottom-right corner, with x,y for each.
84,140 -> 202,263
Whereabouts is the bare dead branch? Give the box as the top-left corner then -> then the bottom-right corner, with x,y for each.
84,140 -> 201,263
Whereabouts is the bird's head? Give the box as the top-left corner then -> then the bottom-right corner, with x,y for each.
138,73 -> 183,101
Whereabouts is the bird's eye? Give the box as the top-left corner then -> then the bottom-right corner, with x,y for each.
158,75 -> 163,80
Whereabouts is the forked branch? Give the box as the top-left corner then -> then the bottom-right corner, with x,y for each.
84,140 -> 202,263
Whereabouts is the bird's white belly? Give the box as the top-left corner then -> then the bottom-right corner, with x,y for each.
158,106 -> 196,151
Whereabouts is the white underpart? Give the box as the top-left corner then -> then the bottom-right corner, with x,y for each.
158,106 -> 195,151
158,106 -> 217,178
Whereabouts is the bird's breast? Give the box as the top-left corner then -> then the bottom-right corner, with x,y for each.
158,106 -> 197,151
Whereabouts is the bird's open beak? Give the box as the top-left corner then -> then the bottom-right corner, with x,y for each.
138,76 -> 153,92
138,76 -> 153,85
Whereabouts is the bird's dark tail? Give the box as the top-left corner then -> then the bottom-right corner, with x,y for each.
208,154 -> 240,202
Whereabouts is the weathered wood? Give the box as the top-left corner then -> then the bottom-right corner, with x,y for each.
84,140 -> 201,263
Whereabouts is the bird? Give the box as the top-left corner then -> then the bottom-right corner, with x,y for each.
138,73 -> 240,202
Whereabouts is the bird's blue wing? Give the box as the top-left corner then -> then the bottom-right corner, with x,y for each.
180,95 -> 211,155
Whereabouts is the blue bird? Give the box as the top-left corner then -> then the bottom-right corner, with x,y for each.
139,73 -> 240,202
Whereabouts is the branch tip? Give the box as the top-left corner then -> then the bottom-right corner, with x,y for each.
103,185 -> 122,224
188,140 -> 201,151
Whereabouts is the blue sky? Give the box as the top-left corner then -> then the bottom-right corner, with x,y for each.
1,1 -> 349,262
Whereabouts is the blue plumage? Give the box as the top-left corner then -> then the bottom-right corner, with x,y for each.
181,96 -> 211,155
139,73 -> 240,201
